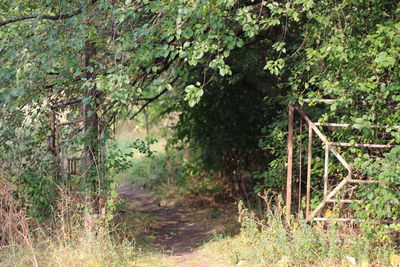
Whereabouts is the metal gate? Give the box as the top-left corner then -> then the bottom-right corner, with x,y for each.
48,98 -> 105,180
285,99 -> 399,222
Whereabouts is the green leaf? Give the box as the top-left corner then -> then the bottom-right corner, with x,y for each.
184,85 -> 204,107
375,52 -> 395,68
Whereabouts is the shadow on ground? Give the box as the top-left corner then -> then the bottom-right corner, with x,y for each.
117,183 -> 227,255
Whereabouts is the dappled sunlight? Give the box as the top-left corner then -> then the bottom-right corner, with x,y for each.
1,0 -> 399,266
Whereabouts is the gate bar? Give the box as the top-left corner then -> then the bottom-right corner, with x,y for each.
306,125 -> 312,218
286,104 -> 294,223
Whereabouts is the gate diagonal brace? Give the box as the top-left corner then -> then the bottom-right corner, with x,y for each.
285,101 -> 399,223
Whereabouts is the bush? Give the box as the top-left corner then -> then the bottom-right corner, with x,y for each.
352,146 -> 400,244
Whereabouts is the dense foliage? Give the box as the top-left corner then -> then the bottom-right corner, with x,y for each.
0,0 -> 399,244
169,45 -> 282,199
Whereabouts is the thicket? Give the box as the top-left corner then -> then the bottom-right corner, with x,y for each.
0,0 -> 399,256
168,44 -> 282,200
163,0 -> 400,239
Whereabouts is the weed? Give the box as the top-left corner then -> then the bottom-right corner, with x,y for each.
199,200 -> 398,266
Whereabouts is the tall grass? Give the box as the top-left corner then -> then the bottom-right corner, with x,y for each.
0,181 -> 159,267
2,233 -> 137,267
198,200 -> 399,266
0,122 -> 172,267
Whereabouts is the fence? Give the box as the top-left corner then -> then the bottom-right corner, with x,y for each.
286,100 -> 399,222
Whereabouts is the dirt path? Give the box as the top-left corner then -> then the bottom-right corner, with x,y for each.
117,183 -> 216,266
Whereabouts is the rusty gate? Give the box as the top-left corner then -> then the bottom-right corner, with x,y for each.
48,98 -> 105,180
286,99 -> 400,222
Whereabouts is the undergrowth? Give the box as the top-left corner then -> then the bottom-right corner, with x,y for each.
199,200 -> 400,266
0,174 -> 161,267
1,173 -> 399,267
2,123 -> 398,267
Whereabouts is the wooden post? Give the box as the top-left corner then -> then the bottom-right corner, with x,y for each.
56,126 -> 61,156
99,117 -> 106,179
82,39 -> 98,189
306,125 -> 313,219
286,104 -> 294,223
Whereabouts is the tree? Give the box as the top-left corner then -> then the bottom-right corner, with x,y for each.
1,1 -> 399,237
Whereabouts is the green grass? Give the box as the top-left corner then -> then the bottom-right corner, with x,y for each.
3,121 -> 396,267
112,120 -> 171,187
2,183 -> 398,267
197,203 -> 399,266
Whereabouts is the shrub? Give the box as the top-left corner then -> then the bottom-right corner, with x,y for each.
352,146 -> 400,244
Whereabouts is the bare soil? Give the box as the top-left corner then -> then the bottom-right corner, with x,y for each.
117,183 -> 239,266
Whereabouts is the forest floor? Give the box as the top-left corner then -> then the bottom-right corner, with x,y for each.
117,182 -> 239,267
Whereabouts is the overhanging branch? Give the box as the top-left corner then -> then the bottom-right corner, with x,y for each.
0,0 -> 99,28
129,88 -> 168,120
0,9 -> 82,27
51,97 -> 83,110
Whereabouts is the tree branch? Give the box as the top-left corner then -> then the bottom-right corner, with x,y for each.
51,97 -> 83,110
0,9 -> 83,27
129,89 -> 168,120
0,0 -> 100,28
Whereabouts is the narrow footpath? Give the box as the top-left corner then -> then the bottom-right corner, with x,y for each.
117,183 -> 225,267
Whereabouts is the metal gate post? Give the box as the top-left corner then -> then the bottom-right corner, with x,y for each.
286,104 -> 294,223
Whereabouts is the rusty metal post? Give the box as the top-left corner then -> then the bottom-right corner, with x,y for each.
298,118 -> 303,214
99,117 -> 105,179
60,144 -> 67,181
323,144 -> 330,198
306,125 -> 313,219
50,111 -> 56,155
286,104 -> 294,223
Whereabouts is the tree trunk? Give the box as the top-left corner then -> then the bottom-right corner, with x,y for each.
144,108 -> 150,136
83,39 -> 98,187
82,39 -> 100,228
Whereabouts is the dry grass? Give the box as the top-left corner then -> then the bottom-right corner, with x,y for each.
0,181 -> 161,267
1,177 -> 398,266
0,174 -> 39,267
197,201 -> 399,266
1,231 -> 139,267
